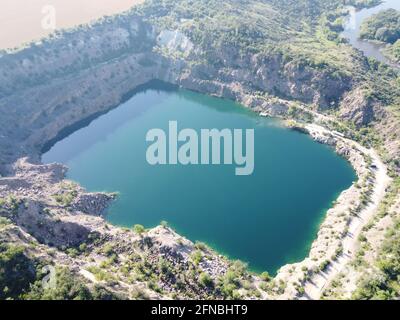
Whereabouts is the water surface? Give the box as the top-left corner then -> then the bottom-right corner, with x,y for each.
43,83 -> 356,273
342,0 -> 400,66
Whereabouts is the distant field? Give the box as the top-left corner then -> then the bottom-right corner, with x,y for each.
0,0 -> 145,49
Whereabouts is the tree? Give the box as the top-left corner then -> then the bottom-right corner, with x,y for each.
391,40 -> 400,62
133,224 -> 145,235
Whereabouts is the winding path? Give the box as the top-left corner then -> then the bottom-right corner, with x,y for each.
301,125 -> 390,300
301,2 -> 398,298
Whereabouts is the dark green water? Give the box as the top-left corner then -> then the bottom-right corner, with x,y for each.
42,83 -> 356,274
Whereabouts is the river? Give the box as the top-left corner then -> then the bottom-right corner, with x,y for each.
342,0 -> 400,67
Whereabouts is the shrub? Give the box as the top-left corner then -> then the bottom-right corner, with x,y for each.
260,271 -> 271,282
194,241 -> 208,251
0,245 -> 36,299
53,191 -> 77,207
319,260 -> 330,272
0,217 -> 11,226
85,266 -> 114,282
199,272 -> 214,288
190,250 -> 203,265
101,243 -> 115,257
25,268 -> 93,300
133,224 -> 145,235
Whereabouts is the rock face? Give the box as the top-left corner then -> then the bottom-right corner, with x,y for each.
157,30 -> 194,56
0,15 -> 171,172
14,199 -> 92,248
181,53 -> 352,108
0,7 -> 394,301
0,10 -> 372,174
0,159 -> 107,248
0,16 -> 156,98
72,193 -> 116,216
339,87 -> 383,127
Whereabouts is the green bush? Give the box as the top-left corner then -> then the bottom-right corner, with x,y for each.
25,268 -> 93,300
190,250 -> 203,265
133,224 -> 145,235
360,9 -> 400,44
260,271 -> 271,282
352,219 -> 400,299
199,272 -> 214,288
319,260 -> 330,272
0,245 -> 36,299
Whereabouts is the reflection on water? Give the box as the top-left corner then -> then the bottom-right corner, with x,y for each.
342,0 -> 400,67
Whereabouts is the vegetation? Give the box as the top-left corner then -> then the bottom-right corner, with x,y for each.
352,218 -> 400,299
199,272 -> 214,288
53,190 -> 77,207
134,0 -> 400,116
190,250 -> 203,266
323,178 -> 400,300
0,244 -> 36,299
133,224 -> 146,235
24,268 -> 93,300
1,0 -> 400,301
86,266 -> 115,283
0,217 -> 11,227
350,0 -> 382,9
360,9 -> 400,44
136,0 -> 361,73
260,271 -> 271,282
216,260 -> 251,299
392,40 -> 400,61
385,39 -> 400,62
0,243 -> 119,300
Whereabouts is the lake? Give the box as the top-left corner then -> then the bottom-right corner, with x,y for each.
42,82 -> 356,274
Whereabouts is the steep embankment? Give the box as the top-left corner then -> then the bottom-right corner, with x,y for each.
0,0 -> 399,300
2,1 -> 398,175
0,16 -> 165,173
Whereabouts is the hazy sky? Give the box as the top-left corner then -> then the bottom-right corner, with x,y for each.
0,0 -> 144,49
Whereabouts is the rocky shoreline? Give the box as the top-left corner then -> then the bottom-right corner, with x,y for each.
0,82 -> 388,299
0,8 -> 395,299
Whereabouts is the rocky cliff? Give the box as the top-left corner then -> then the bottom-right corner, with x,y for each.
0,1 -> 398,300
1,7 -> 388,174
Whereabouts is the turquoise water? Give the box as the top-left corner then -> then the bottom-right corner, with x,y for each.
42,83 -> 356,274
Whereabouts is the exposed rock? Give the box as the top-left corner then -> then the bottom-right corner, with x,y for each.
72,193 -> 116,216
339,87 -> 384,127
157,30 -> 194,56
0,7 -> 394,301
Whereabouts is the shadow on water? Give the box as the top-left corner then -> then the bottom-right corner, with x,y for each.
41,80 -> 279,163
42,80 -> 357,274
41,80 -> 178,157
